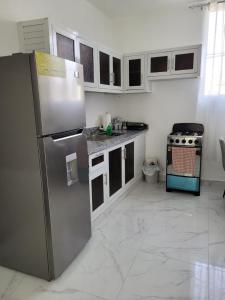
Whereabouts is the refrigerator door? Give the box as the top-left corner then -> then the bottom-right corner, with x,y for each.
39,130 -> 91,279
0,53 -> 50,280
31,52 -> 86,136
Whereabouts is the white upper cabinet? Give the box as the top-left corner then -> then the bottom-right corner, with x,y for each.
112,54 -> 122,90
98,47 -> 123,92
18,18 -> 201,93
18,18 -> 77,62
147,45 -> 201,80
124,54 -> 151,93
98,48 -> 111,89
148,52 -> 171,77
76,40 -> 123,93
51,24 -> 76,62
171,48 -> 199,75
76,38 -> 98,89
124,55 -> 145,90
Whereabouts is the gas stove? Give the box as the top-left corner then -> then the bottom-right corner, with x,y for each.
167,123 -> 204,147
166,123 -> 204,196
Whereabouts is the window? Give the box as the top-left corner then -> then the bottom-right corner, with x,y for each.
204,3 -> 225,95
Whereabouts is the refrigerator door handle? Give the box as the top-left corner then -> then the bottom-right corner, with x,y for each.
52,129 -> 83,142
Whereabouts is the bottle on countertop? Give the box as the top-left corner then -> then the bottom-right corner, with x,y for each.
102,112 -> 111,131
106,123 -> 113,136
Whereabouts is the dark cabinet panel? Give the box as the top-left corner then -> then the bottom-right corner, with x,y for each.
91,174 -> 104,211
99,51 -> 110,85
113,57 -> 121,87
129,59 -> 141,86
109,148 -> 122,196
56,33 -> 75,62
125,142 -> 134,184
151,56 -> 168,73
175,53 -> 194,71
80,43 -> 94,83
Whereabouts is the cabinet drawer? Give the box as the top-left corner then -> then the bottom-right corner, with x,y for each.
92,154 -> 104,166
89,151 -> 106,174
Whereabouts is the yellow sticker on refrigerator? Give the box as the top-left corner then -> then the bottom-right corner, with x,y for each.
35,51 -> 66,78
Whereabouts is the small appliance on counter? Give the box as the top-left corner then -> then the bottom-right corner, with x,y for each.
166,123 -> 204,196
126,122 -> 148,131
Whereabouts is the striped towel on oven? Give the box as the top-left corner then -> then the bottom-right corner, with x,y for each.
172,147 -> 196,176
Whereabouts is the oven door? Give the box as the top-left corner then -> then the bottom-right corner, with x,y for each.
166,145 -> 202,194
167,145 -> 202,178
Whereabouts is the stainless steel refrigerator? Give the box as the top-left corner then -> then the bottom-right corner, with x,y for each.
0,51 -> 91,280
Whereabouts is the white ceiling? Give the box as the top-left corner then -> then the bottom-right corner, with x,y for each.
86,0 -> 191,18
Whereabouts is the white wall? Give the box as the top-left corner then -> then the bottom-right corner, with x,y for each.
113,8 -> 203,53
112,7 -> 223,181
0,0 -> 116,128
85,93 -> 118,127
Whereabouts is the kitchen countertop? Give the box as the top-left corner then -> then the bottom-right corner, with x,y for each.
87,130 -> 146,155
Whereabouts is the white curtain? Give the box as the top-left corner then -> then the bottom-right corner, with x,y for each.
197,1 -> 225,165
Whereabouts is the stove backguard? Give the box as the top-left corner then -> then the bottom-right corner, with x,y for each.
172,123 -> 204,135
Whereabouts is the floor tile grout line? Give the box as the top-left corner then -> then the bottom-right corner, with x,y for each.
114,224 -> 152,300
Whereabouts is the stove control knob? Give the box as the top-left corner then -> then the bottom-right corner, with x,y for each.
195,140 -> 199,145
182,139 -> 186,144
188,140 -> 193,144
175,139 -> 180,144
170,138 -> 174,143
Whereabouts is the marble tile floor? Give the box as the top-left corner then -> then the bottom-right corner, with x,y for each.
1,181 -> 225,300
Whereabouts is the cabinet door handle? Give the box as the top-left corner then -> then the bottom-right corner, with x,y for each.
172,57 -> 175,71
124,148 -> 127,160
167,57 -> 170,72
104,173 -> 108,185
110,73 -> 114,83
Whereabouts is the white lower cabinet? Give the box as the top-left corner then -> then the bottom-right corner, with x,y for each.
89,133 -> 145,220
89,150 -> 108,219
89,167 -> 108,218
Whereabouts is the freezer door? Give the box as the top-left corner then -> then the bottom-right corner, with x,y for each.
40,131 -> 91,278
32,52 -> 86,136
